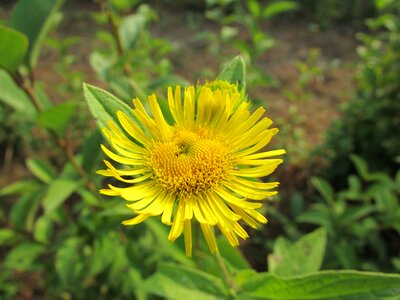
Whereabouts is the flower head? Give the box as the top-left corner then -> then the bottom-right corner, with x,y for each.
98,80 -> 285,256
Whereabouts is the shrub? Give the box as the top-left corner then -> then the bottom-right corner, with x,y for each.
317,0 -> 400,187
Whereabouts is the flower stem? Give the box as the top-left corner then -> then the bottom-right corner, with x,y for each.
215,252 -> 238,295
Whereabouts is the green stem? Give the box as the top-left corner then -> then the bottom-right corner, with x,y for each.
215,252 -> 238,295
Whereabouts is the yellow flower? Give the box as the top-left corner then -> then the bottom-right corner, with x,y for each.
98,80 -> 285,257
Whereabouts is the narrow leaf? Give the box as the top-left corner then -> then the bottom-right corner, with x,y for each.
37,102 -> 77,137
55,237 -> 83,286
10,188 -> 43,231
42,179 -> 80,215
238,270 -> 400,299
262,1 -> 298,19
0,69 -> 37,118
268,228 -> 327,277
144,262 -> 230,300
0,229 -> 19,247
26,158 -> 56,183
9,0 -> 65,68
83,83 -> 135,136
0,179 -> 40,196
0,25 -> 28,72
119,13 -> 147,50
81,128 -> 103,172
4,242 -> 45,271
217,56 -> 246,92
311,177 -> 335,204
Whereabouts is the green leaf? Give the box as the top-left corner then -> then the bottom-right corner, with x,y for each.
81,128 -> 103,173
297,207 -> 333,231
83,83 -> 135,136
26,158 -> 56,183
0,25 -> 28,73
0,179 -> 40,196
218,237 -> 251,270
268,228 -> 327,277
217,56 -> 246,93
89,232 -> 118,276
33,215 -> 53,243
42,179 -> 80,215
144,262 -> 230,300
9,0 -> 64,69
311,177 -> 335,205
0,229 -> 19,247
55,237 -> 83,286
0,69 -> 37,118
262,1 -> 298,19
10,188 -> 43,231
350,154 -> 370,180
238,270 -> 400,299
89,51 -> 114,80
4,242 -> 44,271
119,13 -> 147,50
247,0 -> 261,19
37,102 -> 77,137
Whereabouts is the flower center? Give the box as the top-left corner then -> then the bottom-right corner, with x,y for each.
148,128 -> 231,197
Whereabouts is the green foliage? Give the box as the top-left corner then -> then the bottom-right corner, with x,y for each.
237,270 -> 400,299
268,228 -> 327,277
89,2 -> 187,101
216,55 -> 246,92
0,69 -> 37,118
299,156 -> 400,271
204,0 -> 298,87
318,1 -> 400,187
297,0 -> 376,28
9,0 -> 64,69
145,263 -> 231,299
83,83 -> 135,135
37,103 -> 77,138
0,25 -> 28,73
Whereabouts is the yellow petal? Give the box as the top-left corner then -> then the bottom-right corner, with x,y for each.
200,223 -> 218,253
184,220 -> 192,257
122,214 -> 150,225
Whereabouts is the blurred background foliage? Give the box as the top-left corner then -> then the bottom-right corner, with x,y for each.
0,0 -> 399,299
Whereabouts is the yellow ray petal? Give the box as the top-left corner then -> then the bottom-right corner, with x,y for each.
223,180 -> 274,200
214,187 -> 263,209
122,214 -> 150,225
99,188 -> 120,196
234,128 -> 279,157
168,200 -> 185,241
233,222 -> 249,240
148,94 -> 172,140
114,182 -> 159,201
126,191 -> 165,212
193,197 -> 215,224
184,220 -> 192,257
232,159 -> 283,178
101,145 -> 140,165
238,149 -> 286,160
117,111 -> 151,146
134,190 -> 169,215
183,87 -> 195,128
161,194 -> 176,225
200,223 -> 218,253
229,205 -> 259,228
231,178 -> 279,191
